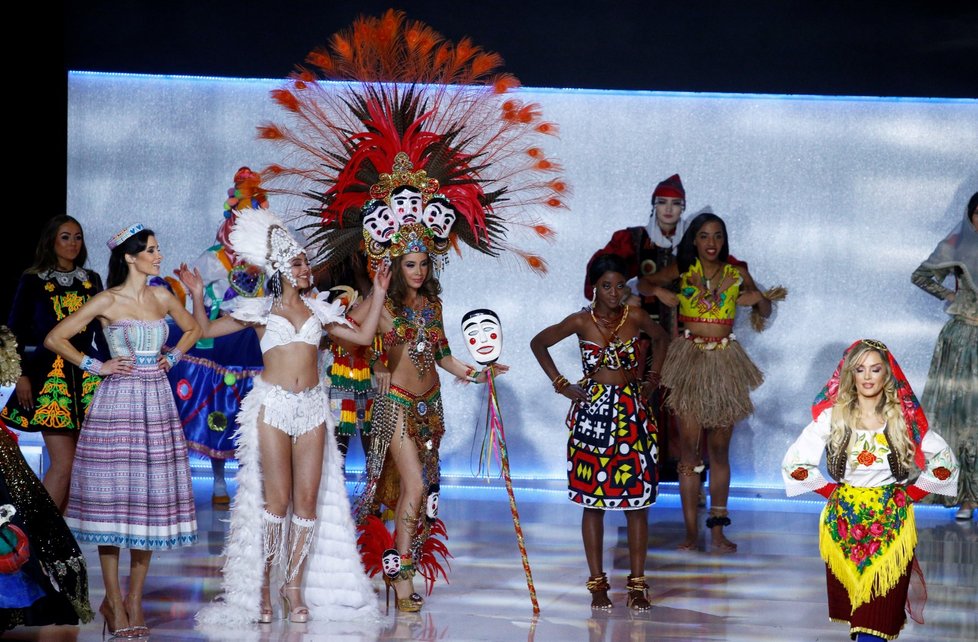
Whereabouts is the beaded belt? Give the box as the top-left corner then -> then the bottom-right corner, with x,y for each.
681,330 -> 736,351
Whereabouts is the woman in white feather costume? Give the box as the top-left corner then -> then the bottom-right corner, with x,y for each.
180,209 -> 390,627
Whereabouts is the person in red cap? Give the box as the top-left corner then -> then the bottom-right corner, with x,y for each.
583,173 -> 688,481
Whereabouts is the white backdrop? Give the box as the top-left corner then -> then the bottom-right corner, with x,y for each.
68,71 -> 978,487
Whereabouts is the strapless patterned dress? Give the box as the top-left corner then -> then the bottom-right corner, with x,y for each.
64,319 -> 197,550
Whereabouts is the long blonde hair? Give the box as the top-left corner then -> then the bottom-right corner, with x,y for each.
827,342 -> 917,471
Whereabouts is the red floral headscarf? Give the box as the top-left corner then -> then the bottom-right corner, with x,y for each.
811,339 -> 928,469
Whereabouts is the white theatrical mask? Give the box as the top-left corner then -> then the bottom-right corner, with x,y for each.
460,309 -> 502,365
391,187 -> 423,225
426,486 -> 440,519
422,199 -> 457,240
363,201 -> 398,242
382,548 -> 401,578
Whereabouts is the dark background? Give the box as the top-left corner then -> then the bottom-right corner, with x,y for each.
13,1 -> 975,324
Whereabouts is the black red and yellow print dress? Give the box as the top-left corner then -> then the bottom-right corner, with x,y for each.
2,269 -> 105,433
565,335 -> 658,510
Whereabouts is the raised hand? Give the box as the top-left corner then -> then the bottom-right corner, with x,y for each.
372,261 -> 391,295
175,263 -> 204,297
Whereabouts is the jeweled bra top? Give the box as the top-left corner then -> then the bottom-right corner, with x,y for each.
229,294 -> 348,354
382,298 -> 449,355
260,314 -> 321,354
677,259 -> 741,326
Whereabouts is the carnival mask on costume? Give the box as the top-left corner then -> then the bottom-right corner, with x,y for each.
426,484 -> 441,520
382,548 -> 401,578
362,200 -> 398,243
391,186 -> 423,225
461,309 -> 502,365
423,198 -> 457,240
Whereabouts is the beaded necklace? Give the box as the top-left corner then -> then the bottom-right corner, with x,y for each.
589,304 -> 630,371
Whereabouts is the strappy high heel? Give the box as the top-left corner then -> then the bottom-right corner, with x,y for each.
123,595 -> 150,638
280,585 -> 309,623
625,574 -> 651,611
385,555 -> 423,613
258,588 -> 274,624
279,513 -> 316,623
586,572 -> 613,610
100,600 -> 137,639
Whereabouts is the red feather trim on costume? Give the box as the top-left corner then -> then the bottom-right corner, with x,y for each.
356,514 -> 395,578
416,518 -> 453,596
270,89 -> 300,113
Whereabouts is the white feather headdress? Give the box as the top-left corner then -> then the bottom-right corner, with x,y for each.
228,209 -> 304,285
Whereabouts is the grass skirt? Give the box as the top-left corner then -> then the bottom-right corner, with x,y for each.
660,333 -> 763,429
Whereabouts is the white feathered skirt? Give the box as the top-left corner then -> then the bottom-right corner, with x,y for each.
195,376 -> 378,628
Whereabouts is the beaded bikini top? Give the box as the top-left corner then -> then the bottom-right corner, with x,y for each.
678,259 -> 741,325
260,314 -> 321,354
382,297 -> 450,377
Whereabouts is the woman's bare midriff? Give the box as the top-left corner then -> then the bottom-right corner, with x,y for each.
387,343 -> 439,395
259,342 -> 321,392
682,320 -> 734,339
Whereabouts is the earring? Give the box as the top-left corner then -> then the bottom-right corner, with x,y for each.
590,288 -> 597,309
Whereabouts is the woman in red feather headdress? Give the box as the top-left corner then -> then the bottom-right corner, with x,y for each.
254,9 -> 567,610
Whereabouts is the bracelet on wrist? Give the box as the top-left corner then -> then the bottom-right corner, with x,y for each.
79,355 -> 104,375
551,374 -> 570,393
165,349 -> 184,367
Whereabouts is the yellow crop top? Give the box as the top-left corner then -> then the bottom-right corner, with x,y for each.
677,260 -> 742,326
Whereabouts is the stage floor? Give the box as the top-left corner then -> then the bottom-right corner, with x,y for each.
5,475 -> 977,642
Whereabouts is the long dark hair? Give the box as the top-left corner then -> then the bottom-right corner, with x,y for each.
388,253 -> 441,307
27,215 -> 89,274
676,212 -> 729,274
107,228 -> 155,288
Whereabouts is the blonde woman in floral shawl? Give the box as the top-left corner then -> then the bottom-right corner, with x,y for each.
782,339 -> 958,641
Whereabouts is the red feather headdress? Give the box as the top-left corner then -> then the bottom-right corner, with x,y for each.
257,9 -> 569,275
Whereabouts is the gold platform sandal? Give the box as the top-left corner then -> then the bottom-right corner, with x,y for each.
390,555 -> 423,613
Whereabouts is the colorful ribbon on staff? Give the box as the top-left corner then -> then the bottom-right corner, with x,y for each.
479,366 -> 540,614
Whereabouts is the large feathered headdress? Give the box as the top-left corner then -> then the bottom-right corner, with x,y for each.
228,209 -> 304,290
256,9 -> 569,276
